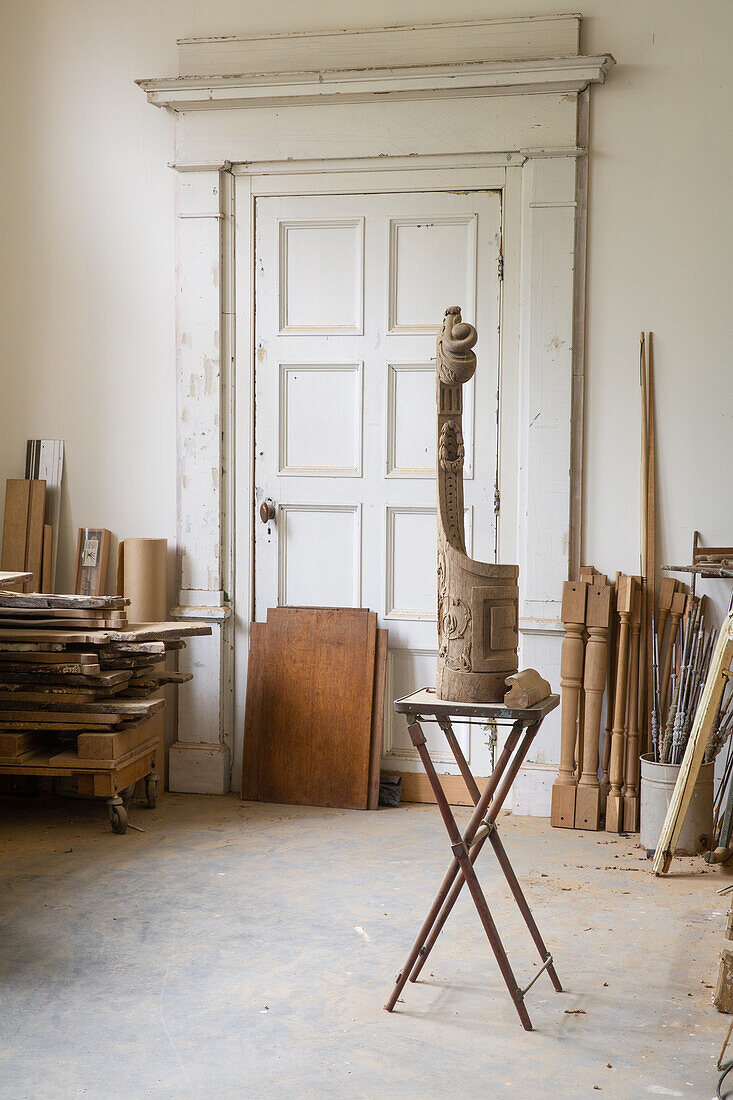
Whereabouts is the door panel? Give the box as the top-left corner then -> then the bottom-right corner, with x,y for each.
254,190 -> 502,776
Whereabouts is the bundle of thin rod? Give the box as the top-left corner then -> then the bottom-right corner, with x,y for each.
654,595 -> 719,764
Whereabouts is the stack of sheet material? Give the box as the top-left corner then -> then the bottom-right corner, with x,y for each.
0,590 -> 209,768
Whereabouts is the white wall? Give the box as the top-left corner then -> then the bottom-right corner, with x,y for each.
1,1 -> 731,689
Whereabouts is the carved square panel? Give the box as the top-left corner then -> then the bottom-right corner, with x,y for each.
279,218 -> 364,334
489,603 -> 518,651
387,215 -> 478,333
384,647 -> 469,764
278,503 -> 361,607
386,362 -> 474,478
386,506 -> 472,620
279,363 -> 363,476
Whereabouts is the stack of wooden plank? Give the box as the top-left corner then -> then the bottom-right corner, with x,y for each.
242,606 -> 388,810
0,590 -> 210,826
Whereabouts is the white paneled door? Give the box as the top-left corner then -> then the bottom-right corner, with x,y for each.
253,191 -> 502,776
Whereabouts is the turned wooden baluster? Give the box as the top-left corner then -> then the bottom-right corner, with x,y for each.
606,575 -> 634,833
623,583 -> 642,831
600,572 -> 620,812
659,588 -> 687,717
575,581 -> 611,829
551,581 -> 588,828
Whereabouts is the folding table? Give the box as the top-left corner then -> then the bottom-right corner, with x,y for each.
385,688 -> 561,1031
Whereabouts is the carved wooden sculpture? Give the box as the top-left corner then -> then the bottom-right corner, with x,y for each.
550,580 -> 587,828
435,307 -> 518,702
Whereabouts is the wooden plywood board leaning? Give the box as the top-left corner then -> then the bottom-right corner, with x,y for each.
26,440 -> 64,590
242,608 -> 387,810
25,481 -> 46,593
1,481 -> 31,575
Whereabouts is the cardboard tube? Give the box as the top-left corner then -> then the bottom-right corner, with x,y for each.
118,538 -> 167,623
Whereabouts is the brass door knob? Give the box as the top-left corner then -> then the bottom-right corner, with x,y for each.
259,499 -> 276,523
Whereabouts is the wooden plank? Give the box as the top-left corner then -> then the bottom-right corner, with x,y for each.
0,628 -> 114,643
0,731 -> 47,756
0,669 -> 129,687
367,627 -> 388,811
98,642 -> 166,656
0,739 -> 157,780
74,528 -> 111,597
0,571 -> 32,587
0,698 -> 163,717
25,480 -> 46,593
0,721 -> 115,730
253,607 -> 377,810
0,592 -> 127,610
0,618 -> 123,629
0,662 -> 101,675
0,651 -> 98,665
0,707 -> 123,724
40,525 -> 53,593
0,689 -> 117,704
241,622 -> 267,801
26,440 -> 64,591
76,719 -> 158,762
1,480 -> 30,573
0,606 -> 126,620
104,621 -> 212,641
382,769 -> 492,807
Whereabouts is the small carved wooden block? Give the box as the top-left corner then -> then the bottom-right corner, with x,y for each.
504,669 -> 551,709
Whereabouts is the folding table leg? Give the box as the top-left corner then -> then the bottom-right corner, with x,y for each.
384,720 -> 521,1011
416,716 -> 561,996
409,723 -> 535,982
391,719 -> 534,1030
488,828 -> 562,993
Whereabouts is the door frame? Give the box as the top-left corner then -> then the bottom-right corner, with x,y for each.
137,17 -> 614,802
241,170 -> 514,783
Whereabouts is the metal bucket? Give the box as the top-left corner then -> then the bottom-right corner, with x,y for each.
639,753 -> 714,855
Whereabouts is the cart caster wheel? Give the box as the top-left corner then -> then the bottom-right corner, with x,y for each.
109,803 -> 128,834
145,775 -> 158,810
120,783 -> 136,807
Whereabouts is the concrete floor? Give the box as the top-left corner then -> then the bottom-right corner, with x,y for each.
0,793 -> 730,1099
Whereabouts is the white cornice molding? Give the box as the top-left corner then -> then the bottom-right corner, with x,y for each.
137,54 -> 615,113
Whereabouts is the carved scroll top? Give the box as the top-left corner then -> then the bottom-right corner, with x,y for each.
437,306 -> 477,386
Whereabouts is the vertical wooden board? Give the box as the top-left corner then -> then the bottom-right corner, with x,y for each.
241,621 -> 268,800
1,480 -> 30,572
368,627 -> 388,810
75,528 -> 112,597
25,480 -> 46,593
41,525 -> 53,593
258,607 -> 376,809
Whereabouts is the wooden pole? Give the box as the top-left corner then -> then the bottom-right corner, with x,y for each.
644,333 -> 657,753
606,576 -> 634,832
575,581 -> 611,829
551,581 -> 588,828
623,583 -> 642,831
600,572 -> 620,812
660,588 -> 686,719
